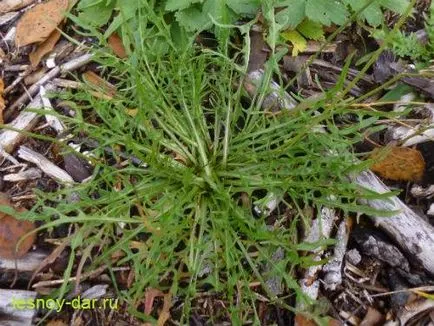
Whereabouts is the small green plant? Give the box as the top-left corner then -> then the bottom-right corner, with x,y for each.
25,3 -> 393,324
74,0 -> 410,51
372,2 -> 434,64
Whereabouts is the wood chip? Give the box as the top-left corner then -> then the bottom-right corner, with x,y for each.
15,0 -> 68,47
3,168 -> 42,182
17,146 -> 74,184
29,29 -> 62,67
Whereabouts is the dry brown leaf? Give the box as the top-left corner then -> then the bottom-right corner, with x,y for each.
360,307 -> 385,326
370,146 -> 425,182
0,193 -> 36,259
0,79 -> 5,124
29,29 -> 61,67
46,320 -> 68,326
108,33 -> 127,58
157,293 -> 172,326
82,70 -> 117,98
144,288 -> 164,315
15,0 -> 68,47
294,315 -> 317,326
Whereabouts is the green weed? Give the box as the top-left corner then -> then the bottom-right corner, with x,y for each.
21,1 -> 409,324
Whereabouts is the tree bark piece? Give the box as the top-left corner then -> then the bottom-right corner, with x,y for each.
350,170 -> 434,276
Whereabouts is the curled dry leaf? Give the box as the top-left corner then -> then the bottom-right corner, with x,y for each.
108,33 -> 127,58
29,29 -> 62,67
15,0 -> 68,47
0,79 -> 4,124
370,146 -> 425,182
0,193 -> 36,259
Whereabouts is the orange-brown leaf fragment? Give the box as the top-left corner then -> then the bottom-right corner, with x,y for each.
0,79 -> 4,124
29,29 -> 61,67
0,193 -> 36,259
370,146 -> 425,182
108,33 -> 127,58
82,70 -> 117,98
15,0 -> 68,47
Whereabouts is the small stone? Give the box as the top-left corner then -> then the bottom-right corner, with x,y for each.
346,248 -> 362,265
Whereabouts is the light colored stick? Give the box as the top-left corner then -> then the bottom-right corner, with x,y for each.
322,219 -> 350,290
0,250 -> 47,272
350,170 -> 434,275
298,207 -> 337,303
5,53 -> 92,119
0,96 -> 41,153
39,85 -> 65,133
18,146 -> 74,184
0,11 -> 19,26
3,167 -> 41,181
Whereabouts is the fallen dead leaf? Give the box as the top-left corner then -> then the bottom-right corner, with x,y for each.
157,293 -> 172,326
46,320 -> 68,326
144,288 -> 164,315
294,314 -> 342,326
0,193 -> 36,259
370,146 -> 425,182
0,79 -> 5,124
294,315 -> 316,326
360,307 -> 385,326
108,33 -> 127,58
15,0 -> 68,47
29,29 -> 61,67
82,70 -> 117,99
